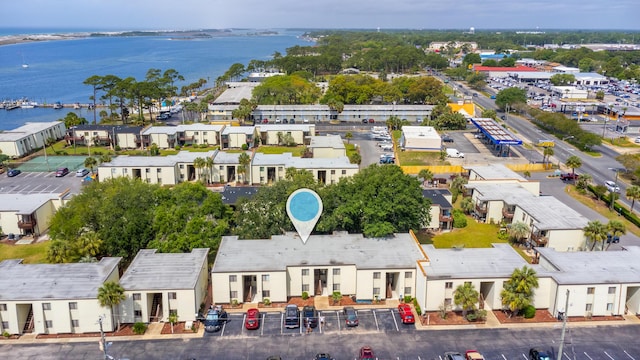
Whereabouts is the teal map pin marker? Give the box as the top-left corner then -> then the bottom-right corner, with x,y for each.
286,188 -> 323,244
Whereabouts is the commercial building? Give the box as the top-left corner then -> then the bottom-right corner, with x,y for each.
0,257 -> 121,335
0,121 -> 66,158
399,126 -> 442,151
119,249 -> 209,324
212,233 -> 423,304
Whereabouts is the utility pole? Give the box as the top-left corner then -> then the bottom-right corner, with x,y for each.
98,316 -> 108,360
558,289 -> 570,358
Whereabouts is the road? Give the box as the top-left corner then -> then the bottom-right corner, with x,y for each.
2,325 -> 639,359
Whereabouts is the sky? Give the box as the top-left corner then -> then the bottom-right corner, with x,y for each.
3,0 -> 640,31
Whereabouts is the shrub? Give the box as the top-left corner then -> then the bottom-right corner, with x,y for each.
174,145 -> 181,151
231,299 -> 239,307
3,331 -> 10,338
404,295 -> 413,303
241,143 -> 249,150
262,298 -> 271,306
332,291 -> 342,303
412,298 -> 422,316
452,209 -> 468,228
438,303 -> 448,319
302,291 -> 309,300
132,322 -> 147,335
523,305 -> 536,319
466,312 -> 477,322
115,145 -> 121,151
475,309 -> 487,321
191,324 -> 197,332
200,144 -> 209,148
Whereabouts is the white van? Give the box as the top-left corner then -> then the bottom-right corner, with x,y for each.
446,148 -> 464,158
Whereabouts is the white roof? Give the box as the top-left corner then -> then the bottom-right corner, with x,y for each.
142,124 -> 223,136
120,249 -> 208,291
213,233 -> 423,272
213,151 -> 251,164
222,126 -> 256,135
101,150 -> 217,167
0,257 -> 121,301
213,85 -> 256,104
256,124 -> 314,132
252,153 -> 358,169
308,135 -> 345,149
401,126 -> 441,140
0,121 -> 64,142
0,193 -> 61,214
466,164 -> 525,181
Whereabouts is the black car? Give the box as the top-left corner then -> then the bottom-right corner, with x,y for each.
7,169 -> 21,177
529,348 -> 551,360
302,305 -> 318,328
203,307 -> 228,333
284,304 -> 300,328
343,306 -> 358,327
444,352 -> 465,360
314,354 -> 334,360
442,134 -> 454,143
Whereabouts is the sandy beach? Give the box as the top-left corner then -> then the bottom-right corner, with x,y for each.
0,33 -> 88,46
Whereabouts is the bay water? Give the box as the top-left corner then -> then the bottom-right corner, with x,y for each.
0,29 -> 309,130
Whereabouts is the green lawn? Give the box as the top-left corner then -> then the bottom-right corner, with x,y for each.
256,146 -> 304,156
432,217 -> 505,248
397,151 -> 449,166
0,241 -> 50,264
46,140 -> 114,156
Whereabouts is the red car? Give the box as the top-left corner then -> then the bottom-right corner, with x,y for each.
245,308 -> 260,330
359,346 -> 374,360
398,303 -> 415,324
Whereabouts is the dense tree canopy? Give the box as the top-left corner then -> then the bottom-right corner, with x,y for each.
495,87 -> 527,110
47,179 -> 231,265
252,74 -> 322,105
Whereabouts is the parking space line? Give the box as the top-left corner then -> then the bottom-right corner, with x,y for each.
391,309 -> 399,331
584,352 -> 594,360
280,313 -> 283,335
220,322 -> 226,337
521,354 -> 527,359
625,351 -> 636,360
336,310 -> 341,332
604,351 -> 615,360
241,314 -> 246,336
501,355 -> 507,360
562,352 -> 571,360
373,309 -> 379,331
260,313 -> 265,336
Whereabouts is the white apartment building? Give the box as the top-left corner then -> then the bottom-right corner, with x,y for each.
0,121 -> 66,158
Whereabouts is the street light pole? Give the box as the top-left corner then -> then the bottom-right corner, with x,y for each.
610,168 -> 621,211
558,289 -> 570,358
98,316 -> 108,360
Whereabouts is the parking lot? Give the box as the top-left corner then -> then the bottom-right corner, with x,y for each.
0,170 -> 84,195
206,307 -> 417,339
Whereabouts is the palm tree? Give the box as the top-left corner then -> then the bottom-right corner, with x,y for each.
565,155 -> 582,177
606,220 -> 626,250
97,281 -> 125,331
543,147 -> 554,168
74,231 -> 102,260
575,173 -> 592,191
500,266 -> 539,317
418,169 -> 434,187
450,175 -> 468,203
84,156 -> 98,174
100,154 -> 112,164
583,220 -> 608,251
238,152 -> 251,184
453,282 -> 479,317
193,157 -> 206,182
205,156 -> 214,184
345,132 -> 353,144
508,221 -> 530,245
626,185 -> 640,212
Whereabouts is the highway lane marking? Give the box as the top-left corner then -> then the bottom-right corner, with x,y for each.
604,351 -> 615,360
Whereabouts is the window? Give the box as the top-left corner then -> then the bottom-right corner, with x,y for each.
405,272 -> 412,279
45,320 -> 53,329
342,170 -> 346,175
585,303 -> 593,311
373,272 -> 381,279
72,320 -> 79,327
445,282 -> 453,289
168,292 -> 177,300
1,321 -> 8,329
42,303 -> 51,311
0,304 -> 6,311
69,302 -> 77,310
157,168 -> 161,173
134,310 -> 142,317
333,269 -> 341,276
262,274 -> 270,282
179,164 -> 184,169
404,287 -> 412,295
302,269 -> 309,276
133,293 -> 141,301
262,290 -> 271,298
145,168 -> 150,173
373,287 -> 380,295
229,275 -> 237,282
230,291 -> 238,299
331,170 -> 335,175
333,284 -> 340,291
302,284 -> 309,292
444,298 -> 452,307
260,167 -> 265,171
606,303 -> 614,311
194,132 -> 199,135
203,132 -> 207,135
608,287 -> 616,294
219,166 -> 224,170
587,287 -> 595,295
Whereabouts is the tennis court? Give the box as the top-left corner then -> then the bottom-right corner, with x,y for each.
13,156 -> 88,172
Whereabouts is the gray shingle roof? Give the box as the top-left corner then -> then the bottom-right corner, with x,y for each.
119,249 -> 208,291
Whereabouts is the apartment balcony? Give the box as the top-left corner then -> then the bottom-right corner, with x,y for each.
18,219 -> 36,230
439,214 -> 453,222
502,208 -> 515,219
531,233 -> 548,246
475,204 -> 487,214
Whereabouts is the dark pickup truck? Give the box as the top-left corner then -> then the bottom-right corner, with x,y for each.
560,173 -> 579,181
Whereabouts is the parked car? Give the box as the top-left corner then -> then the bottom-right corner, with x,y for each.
397,303 -> 415,324
284,304 -> 300,328
204,306 -> 228,333
442,134 -> 454,143
465,350 -> 485,360
444,352 -> 466,360
55,167 -> 70,177
76,168 -> 90,177
314,354 -> 334,360
302,305 -> 318,328
343,306 -> 359,327
560,173 -> 579,181
605,180 -> 620,193
245,308 -> 260,330
529,348 -> 551,360
7,169 -> 21,177
359,346 -> 375,360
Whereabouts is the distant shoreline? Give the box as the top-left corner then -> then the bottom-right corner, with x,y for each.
0,29 -> 280,47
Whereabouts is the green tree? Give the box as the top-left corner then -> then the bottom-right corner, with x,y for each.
575,173 -> 592,191
543,147 -> 555,167
550,73 -> 576,86
606,219 -> 626,250
238,152 -> 251,184
345,132 -> 353,144
97,282 -> 125,330
450,175 -> 468,203
168,312 -> 179,334
84,75 -> 103,124
60,112 -> 88,129
495,87 -> 527,111
565,155 -> 582,176
500,266 -> 539,317
460,197 -> 474,214
508,221 -> 530,244
84,157 -> 98,174
418,169 -> 434,186
454,282 -> 479,317
349,152 -> 362,165
626,185 -> 640,212
193,157 -> 206,181
434,112 -> 467,130
583,220 -> 608,251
